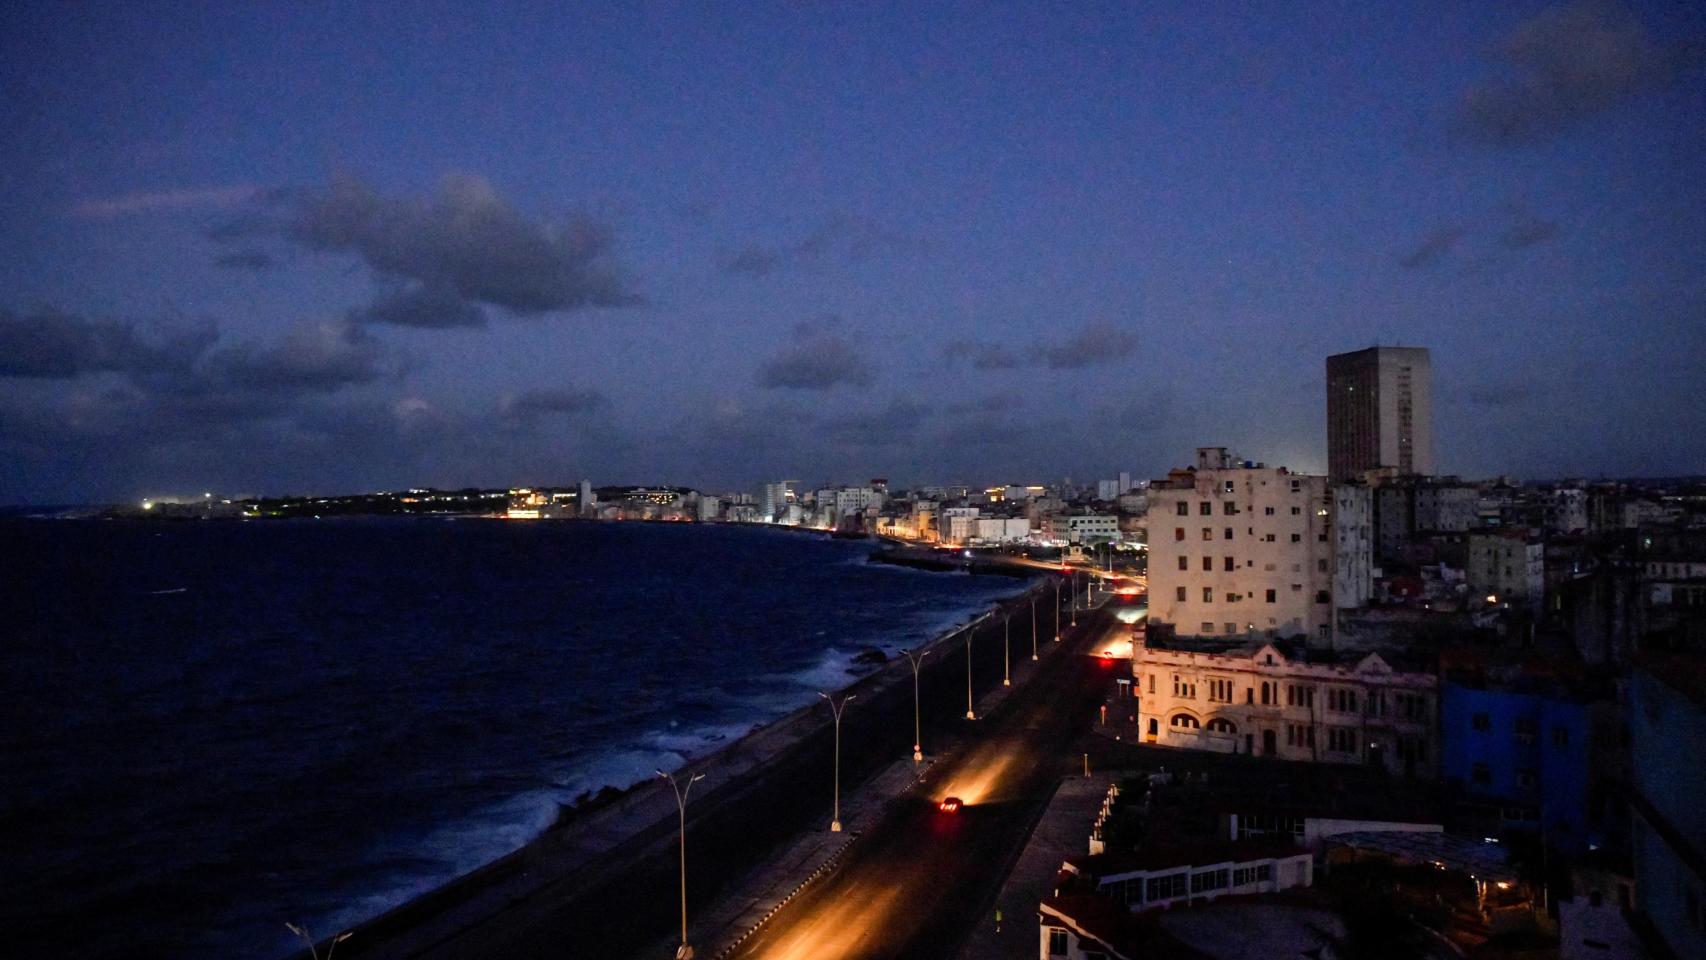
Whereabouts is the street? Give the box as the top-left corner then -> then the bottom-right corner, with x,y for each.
724,612 -> 1123,959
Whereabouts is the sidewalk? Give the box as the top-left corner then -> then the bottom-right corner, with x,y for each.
958,775 -> 1114,960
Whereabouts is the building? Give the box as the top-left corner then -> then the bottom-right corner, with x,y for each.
1146,447 -> 1333,642
1131,634 -> 1439,776
577,478 -> 595,516
1333,484 -> 1374,610
1061,840 -> 1313,914
1467,530 -> 1545,609
1042,514 -> 1121,545
1326,346 -> 1434,480
975,516 -> 1031,544
1626,654 -> 1706,960
1439,679 -> 1595,852
760,480 -> 797,523
940,506 -> 980,546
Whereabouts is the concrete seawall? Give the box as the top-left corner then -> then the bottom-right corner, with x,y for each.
321,568 -> 1079,959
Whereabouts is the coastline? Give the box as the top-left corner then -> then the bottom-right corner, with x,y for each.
314,558 -> 1049,959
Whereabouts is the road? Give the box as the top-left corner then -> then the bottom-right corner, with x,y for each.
723,611 -> 1123,960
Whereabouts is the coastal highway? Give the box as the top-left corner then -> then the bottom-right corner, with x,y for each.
722,613 -> 1123,960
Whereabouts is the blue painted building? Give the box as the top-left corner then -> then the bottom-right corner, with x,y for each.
1440,680 -> 1594,854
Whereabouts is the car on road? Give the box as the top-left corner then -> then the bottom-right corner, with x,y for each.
937,796 -> 962,813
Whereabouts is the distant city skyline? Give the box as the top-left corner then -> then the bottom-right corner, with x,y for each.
3,2 -> 1704,504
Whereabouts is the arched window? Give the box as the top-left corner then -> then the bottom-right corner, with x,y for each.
1169,713 -> 1200,729
1206,718 -> 1237,734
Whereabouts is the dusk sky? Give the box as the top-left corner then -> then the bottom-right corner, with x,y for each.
2,1 -> 1703,504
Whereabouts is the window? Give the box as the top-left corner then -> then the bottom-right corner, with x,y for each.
1179,556 -> 1189,571
1169,713 -> 1200,728
1047,927 -> 1069,955
1172,675 -> 1196,699
1145,873 -> 1187,901
1517,769 -> 1538,789
1266,588 -> 1277,603
1199,502 -> 1212,516
1176,586 -> 1187,602
1202,556 -> 1214,572
1224,556 -> 1236,572
1202,527 -> 1213,541
1148,674 -> 1155,694
1202,621 -> 1216,634
1328,727 -> 1357,753
1177,502 -> 1189,516
1515,717 -> 1538,744
1207,717 -> 1237,733
1291,506 -> 1301,515
1318,559 -> 1329,572
1264,506 -> 1275,516
1471,763 -> 1491,785
1208,679 -> 1234,702
1224,527 -> 1234,539
1291,533 -> 1302,543
1315,590 -> 1331,604
1223,501 -> 1237,515
1225,622 -> 1237,634
1223,480 -> 1235,493
1287,684 -> 1314,708
1191,868 -> 1229,893
1260,681 -> 1276,705
1203,587 -> 1214,602
1329,688 -> 1358,713
1395,693 -> 1426,722
1175,527 -> 1185,541
1472,712 -> 1490,732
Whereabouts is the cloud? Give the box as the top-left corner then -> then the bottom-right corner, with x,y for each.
0,308 -> 214,379
499,387 -> 608,423
201,320 -> 385,394
213,250 -> 276,271
1399,225 -> 1466,268
216,173 -> 639,326
1040,321 -> 1137,369
943,339 -> 1023,371
828,398 -> 933,447
756,329 -> 877,390
1455,2 -> 1684,146
71,184 -> 260,219
1499,212 -> 1560,249
723,214 -> 921,276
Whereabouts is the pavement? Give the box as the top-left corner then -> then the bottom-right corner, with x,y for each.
957,775 -> 1115,960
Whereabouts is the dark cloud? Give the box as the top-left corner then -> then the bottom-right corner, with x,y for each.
212,249 -> 276,271
0,308 -> 214,379
829,398 -> 933,447
723,214 -> 921,277
201,321 -> 385,394
216,173 -> 639,325
360,283 -> 487,329
1455,2 -> 1683,147
500,387 -> 608,423
756,330 -> 877,390
1500,213 -> 1560,250
1040,321 -> 1137,370
1399,225 -> 1466,269
943,339 -> 1023,370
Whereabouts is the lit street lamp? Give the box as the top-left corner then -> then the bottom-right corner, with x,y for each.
964,626 -> 977,720
819,692 -> 856,831
1071,571 -> 1078,627
900,648 -> 928,761
1054,577 -> 1062,642
1003,612 -> 1011,686
1030,595 -> 1039,660
656,768 -> 707,960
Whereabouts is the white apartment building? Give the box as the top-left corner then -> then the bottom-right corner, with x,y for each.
940,506 -> 980,546
1467,530 -> 1545,608
1131,636 -> 1439,777
1333,485 -> 1374,610
1147,448 -> 1333,641
975,516 -> 1031,544
1042,514 -> 1120,544
834,486 -> 884,518
696,495 -> 721,521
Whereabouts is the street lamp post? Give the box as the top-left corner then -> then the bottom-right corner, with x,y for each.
1054,577 -> 1062,642
1002,612 -> 1011,686
964,626 -> 977,720
901,648 -> 928,761
819,692 -> 856,831
1030,595 -> 1039,660
656,768 -> 707,960
1071,572 -> 1078,627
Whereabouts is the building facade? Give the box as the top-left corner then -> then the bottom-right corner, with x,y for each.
1627,656 -> 1706,960
1439,681 -> 1594,853
1147,448 -> 1333,641
1326,346 -> 1434,480
1468,531 -> 1545,608
1132,636 -> 1439,777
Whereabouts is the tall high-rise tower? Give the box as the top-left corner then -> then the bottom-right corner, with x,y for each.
1326,346 -> 1433,480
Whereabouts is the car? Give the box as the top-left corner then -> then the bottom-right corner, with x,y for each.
938,796 -> 963,813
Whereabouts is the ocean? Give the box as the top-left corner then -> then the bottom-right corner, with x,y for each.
0,517 -> 1024,959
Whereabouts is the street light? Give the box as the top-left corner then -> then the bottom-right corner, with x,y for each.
964,626 -> 977,720
656,768 -> 707,960
1071,571 -> 1078,627
1003,612 -> 1012,686
1030,595 -> 1039,660
900,648 -> 928,761
1054,577 -> 1062,642
819,692 -> 856,831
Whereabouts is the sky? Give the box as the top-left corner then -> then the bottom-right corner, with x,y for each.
2,1 -> 1703,504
